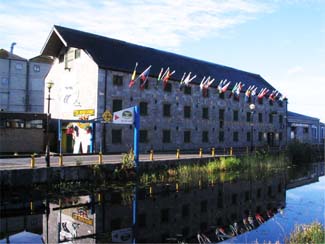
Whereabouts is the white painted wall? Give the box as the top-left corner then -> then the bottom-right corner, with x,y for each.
45,48 -> 98,120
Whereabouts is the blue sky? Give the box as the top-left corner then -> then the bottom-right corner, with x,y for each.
1,0 -> 324,122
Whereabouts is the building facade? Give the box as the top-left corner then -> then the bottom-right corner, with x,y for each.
0,49 -> 52,113
287,111 -> 323,144
41,26 -> 288,153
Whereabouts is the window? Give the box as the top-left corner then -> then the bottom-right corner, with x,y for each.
112,129 -> 122,144
200,200 -> 208,213
182,204 -> 190,218
269,100 -> 273,106
184,106 -> 191,118
233,131 -> 239,142
138,213 -> 146,228
258,98 -> 263,105
113,75 -> 123,86
33,65 -> 40,72
231,194 -> 237,205
246,112 -> 251,122
112,99 -> 122,112
303,127 -> 309,134
184,86 -> 191,95
140,130 -> 148,143
164,82 -> 172,92
202,107 -> 209,119
184,131 -> 191,143
161,208 -> 169,223
257,188 -> 262,199
202,131 -> 209,143
15,63 -> 23,70
219,92 -> 225,99
59,54 -> 64,63
269,113 -> 273,123
233,110 -> 239,121
247,132 -> 251,142
279,132 -> 282,141
219,120 -> 224,129
74,49 -> 81,59
163,130 -> 171,143
258,113 -> 263,123
139,102 -> 148,116
279,115 -> 283,125
219,109 -> 225,121
258,132 -> 263,142
163,104 -> 171,117
219,131 -> 224,142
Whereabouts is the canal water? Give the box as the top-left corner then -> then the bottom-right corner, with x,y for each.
0,162 -> 324,243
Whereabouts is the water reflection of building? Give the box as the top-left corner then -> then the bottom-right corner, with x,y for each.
37,173 -> 286,243
95,174 -> 286,243
0,200 -> 44,241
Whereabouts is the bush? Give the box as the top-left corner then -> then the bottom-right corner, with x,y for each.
217,157 -> 241,171
285,222 -> 325,244
286,140 -> 317,164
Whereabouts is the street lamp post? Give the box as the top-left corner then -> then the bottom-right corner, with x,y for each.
249,104 -> 256,153
45,81 -> 54,167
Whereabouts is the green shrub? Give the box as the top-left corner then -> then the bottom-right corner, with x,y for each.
285,222 -> 325,244
286,140 -> 317,164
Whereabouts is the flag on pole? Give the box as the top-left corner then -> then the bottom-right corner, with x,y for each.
229,82 -> 238,98
162,68 -> 175,89
128,62 -> 138,88
139,65 -> 152,90
179,72 -> 196,89
155,67 -> 164,88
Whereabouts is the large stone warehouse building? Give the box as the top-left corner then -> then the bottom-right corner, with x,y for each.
41,25 -> 288,153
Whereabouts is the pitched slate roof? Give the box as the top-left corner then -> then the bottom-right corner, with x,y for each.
41,25 -> 277,92
0,49 -> 26,61
288,111 -> 319,122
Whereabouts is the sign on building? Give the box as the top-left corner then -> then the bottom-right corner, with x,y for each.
113,107 -> 134,124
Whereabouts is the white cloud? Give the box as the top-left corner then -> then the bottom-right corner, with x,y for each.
0,0 -> 274,58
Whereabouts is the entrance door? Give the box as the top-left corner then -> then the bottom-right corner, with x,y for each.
267,132 -> 274,146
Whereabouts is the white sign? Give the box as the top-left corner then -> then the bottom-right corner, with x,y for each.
113,107 -> 134,124
111,227 -> 132,243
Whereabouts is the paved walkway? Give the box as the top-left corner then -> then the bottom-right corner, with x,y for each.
0,153 -> 226,170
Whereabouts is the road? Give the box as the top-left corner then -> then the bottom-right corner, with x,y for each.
0,153 -> 222,170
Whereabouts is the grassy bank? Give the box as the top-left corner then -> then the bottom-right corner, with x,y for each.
139,153 -> 290,185
285,222 -> 325,244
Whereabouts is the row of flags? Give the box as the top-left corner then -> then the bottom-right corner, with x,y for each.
128,63 -> 287,103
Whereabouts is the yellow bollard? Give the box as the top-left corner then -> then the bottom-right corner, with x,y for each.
176,149 -> 180,159
98,152 -> 103,164
176,182 -> 179,192
149,186 -> 153,196
230,147 -> 233,156
30,154 -> 35,168
211,147 -> 215,157
149,149 -> 154,161
199,179 -> 202,189
97,193 -> 102,205
59,154 -> 63,166
199,148 -> 203,158
30,201 -> 34,212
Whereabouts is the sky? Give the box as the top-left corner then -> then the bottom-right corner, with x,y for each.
1,0 -> 324,122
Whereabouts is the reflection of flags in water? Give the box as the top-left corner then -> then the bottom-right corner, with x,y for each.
128,62 -> 138,88
139,65 -> 151,90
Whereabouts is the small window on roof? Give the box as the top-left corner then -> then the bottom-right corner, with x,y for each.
75,49 -> 81,59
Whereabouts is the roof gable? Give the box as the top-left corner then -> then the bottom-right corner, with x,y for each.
41,25 -> 277,92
